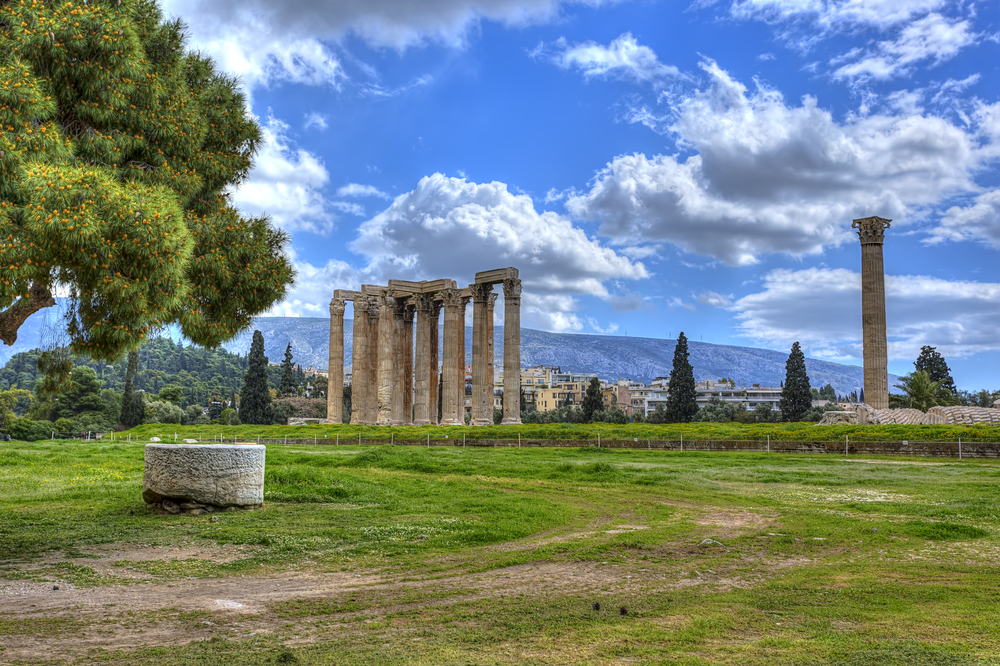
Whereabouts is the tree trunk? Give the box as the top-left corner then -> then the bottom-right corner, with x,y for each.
0,283 -> 55,346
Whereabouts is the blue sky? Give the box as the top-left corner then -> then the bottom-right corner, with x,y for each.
163,0 -> 1000,389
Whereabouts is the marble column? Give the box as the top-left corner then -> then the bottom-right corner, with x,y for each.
413,294 -> 432,426
852,216 -> 891,410
429,300 -> 441,425
441,290 -> 461,425
486,292 -> 497,424
327,298 -> 345,425
350,300 -> 367,425
458,296 -> 469,424
501,278 -> 522,425
392,300 -> 406,425
403,304 -> 414,424
470,284 -> 493,426
376,290 -> 395,426
365,296 -> 380,425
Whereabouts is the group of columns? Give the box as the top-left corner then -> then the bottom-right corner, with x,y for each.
326,268 -> 522,426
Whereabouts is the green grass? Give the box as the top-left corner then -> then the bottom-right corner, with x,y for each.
115,421 -> 1000,443
3,440 -> 1000,663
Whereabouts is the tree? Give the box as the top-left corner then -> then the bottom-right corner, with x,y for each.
779,342 -> 812,422
914,346 -> 956,394
279,344 -> 297,396
665,333 -> 698,423
120,351 -> 144,428
342,384 -> 352,424
582,377 -> 603,422
240,331 -> 272,424
0,0 -> 293,364
892,370 -> 954,412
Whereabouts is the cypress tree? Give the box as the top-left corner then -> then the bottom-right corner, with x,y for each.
665,333 -> 698,423
582,377 -> 603,422
914,346 -> 956,394
119,350 -> 144,428
0,0 -> 293,365
779,342 -> 812,421
241,331 -> 272,425
279,343 -> 297,396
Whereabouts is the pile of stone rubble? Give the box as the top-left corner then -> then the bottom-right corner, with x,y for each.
817,403 -> 1000,426
146,499 -> 242,515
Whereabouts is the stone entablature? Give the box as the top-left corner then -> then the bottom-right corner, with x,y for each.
326,268 -> 522,426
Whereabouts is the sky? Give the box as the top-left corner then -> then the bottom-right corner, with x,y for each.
160,0 -> 1000,390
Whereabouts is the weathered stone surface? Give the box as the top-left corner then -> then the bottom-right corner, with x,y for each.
815,411 -> 859,426
853,216 -> 891,410
142,444 -> 265,507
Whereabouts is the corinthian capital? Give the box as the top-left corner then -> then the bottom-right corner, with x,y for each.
502,277 -> 522,302
329,298 -> 346,316
469,283 -> 493,303
852,216 -> 891,245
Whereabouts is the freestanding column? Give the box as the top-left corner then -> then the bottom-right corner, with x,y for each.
350,300 -> 368,425
413,295 -> 432,426
441,290 -> 462,425
376,291 -> 395,426
429,300 -> 441,424
470,284 -> 492,426
403,304 -> 414,424
501,278 -> 522,425
852,216 -> 891,410
327,298 -> 345,425
392,301 -> 406,425
365,296 -> 380,425
458,296 -> 469,424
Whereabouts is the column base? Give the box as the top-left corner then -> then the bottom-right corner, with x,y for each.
472,418 -> 492,426
501,417 -> 522,425
442,419 -> 464,426
413,419 -> 430,426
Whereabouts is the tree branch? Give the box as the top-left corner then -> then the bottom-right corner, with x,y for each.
0,283 -> 56,346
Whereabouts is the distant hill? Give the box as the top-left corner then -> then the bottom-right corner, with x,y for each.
221,316 -> 893,396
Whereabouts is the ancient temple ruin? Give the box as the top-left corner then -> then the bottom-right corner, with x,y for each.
326,267 -> 522,426
853,216 -> 891,410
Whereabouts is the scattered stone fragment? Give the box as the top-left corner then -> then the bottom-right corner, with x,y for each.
179,502 -> 206,510
53,585 -> 59,590
183,439 -> 199,443
162,499 -> 180,514
149,437 -> 161,442
700,539 -> 725,547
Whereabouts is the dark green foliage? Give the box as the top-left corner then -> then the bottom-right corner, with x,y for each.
493,407 -> 503,425
914,346 -> 956,394
780,341 -> 812,422
342,385 -> 352,424
120,351 -> 144,428
582,377 -> 603,423
279,344 -> 297,396
694,397 -> 754,423
240,331 -> 272,425
665,333 -> 698,423
646,404 -> 668,424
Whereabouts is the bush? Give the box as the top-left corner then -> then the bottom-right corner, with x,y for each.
594,407 -> 628,425
695,398 -> 755,424
145,400 -> 184,425
271,401 -> 294,425
753,403 -> 779,423
10,417 -> 54,441
183,405 -> 210,425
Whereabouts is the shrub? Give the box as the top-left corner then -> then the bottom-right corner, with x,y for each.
10,417 -> 54,441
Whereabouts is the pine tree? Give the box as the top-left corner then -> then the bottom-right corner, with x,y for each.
279,344 -> 297,396
240,331 -> 272,425
119,350 -> 144,428
779,342 -> 812,421
665,333 -> 698,423
914,346 -> 956,394
582,377 -> 603,422
0,0 -> 293,364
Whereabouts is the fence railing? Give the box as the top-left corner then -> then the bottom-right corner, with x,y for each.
122,435 -> 996,459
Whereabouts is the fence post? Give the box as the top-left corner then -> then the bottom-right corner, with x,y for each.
767,435 -> 770,453
680,434 -> 683,452
391,433 -> 394,445
427,433 -> 430,447
463,433 -> 466,448
518,433 -> 521,448
845,435 -> 848,456
284,435 -> 287,445
52,431 -> 55,440
598,433 -> 600,448
959,437 -> 962,460
359,432 -> 361,446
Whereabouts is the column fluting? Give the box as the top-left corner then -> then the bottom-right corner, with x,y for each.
853,216 -> 891,410
327,298 -> 345,425
501,278 -> 522,425
350,300 -> 367,425
413,295 -> 432,426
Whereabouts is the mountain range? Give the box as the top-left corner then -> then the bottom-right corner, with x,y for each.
219,317 -> 893,396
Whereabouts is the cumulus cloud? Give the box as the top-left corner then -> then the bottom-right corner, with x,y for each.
833,13 -> 976,80
304,112 -> 329,130
163,0 -> 614,94
231,116 -> 337,235
538,33 -> 683,87
729,268 -> 1000,362
567,59 -> 988,265
346,173 -> 648,330
698,290 -> 733,307
931,190 -> 1000,247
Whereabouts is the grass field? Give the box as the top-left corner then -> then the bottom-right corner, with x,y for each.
2,440 -> 1000,664
115,421 -> 1000,442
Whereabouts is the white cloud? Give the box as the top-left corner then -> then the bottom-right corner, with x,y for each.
833,13 -> 976,80
337,183 -> 391,199
332,202 -> 367,216
731,0 -> 947,33
932,189 -> 1000,247
343,173 -> 647,330
304,112 -> 329,130
567,59 -> 988,265
729,267 -> 1000,362
587,317 -> 620,334
164,0 -> 615,94
540,33 -> 683,87
231,115 -> 337,235
698,290 -> 733,307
